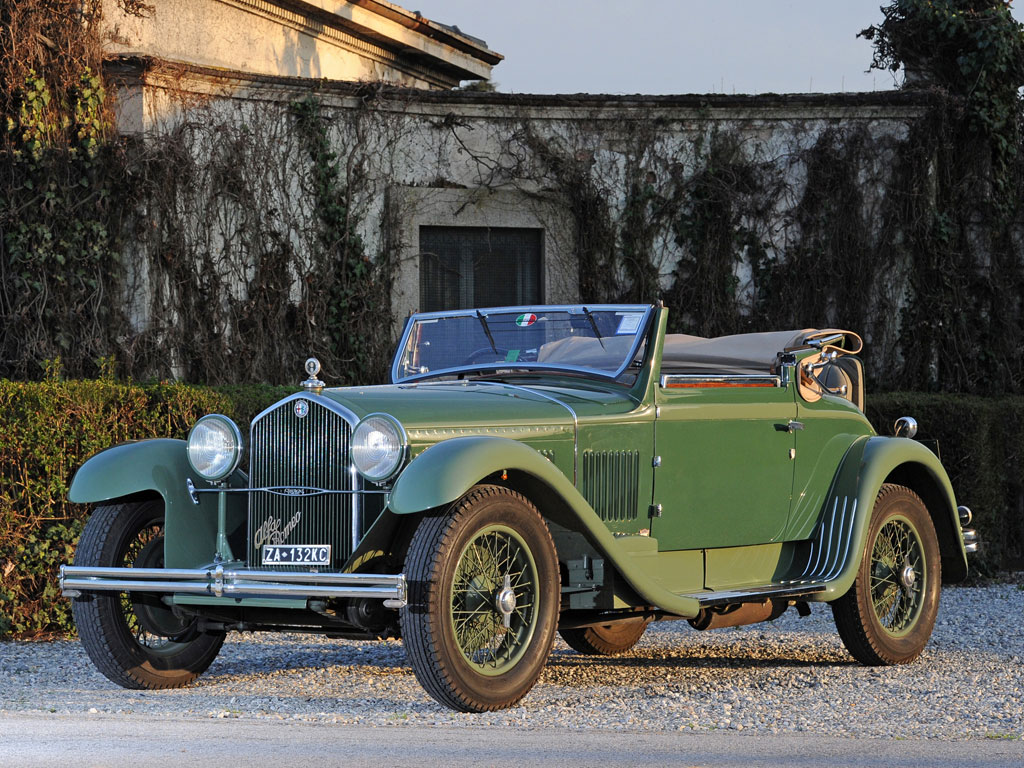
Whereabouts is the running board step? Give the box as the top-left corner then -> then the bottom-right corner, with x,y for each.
679,582 -> 827,608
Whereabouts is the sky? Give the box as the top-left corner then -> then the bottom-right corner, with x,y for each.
408,1 -> 1023,96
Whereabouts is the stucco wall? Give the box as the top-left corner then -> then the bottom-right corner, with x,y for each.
110,60 -> 935,383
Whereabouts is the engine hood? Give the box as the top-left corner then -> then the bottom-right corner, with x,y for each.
319,379 -> 637,437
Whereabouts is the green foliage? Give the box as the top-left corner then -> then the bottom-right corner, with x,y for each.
0,377 -> 287,638
290,95 -> 393,384
2,61 -> 127,379
520,129 -> 619,303
861,0 -> 1024,201
666,131 -> 767,336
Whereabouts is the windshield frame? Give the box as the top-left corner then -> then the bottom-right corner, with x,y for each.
391,304 -> 655,384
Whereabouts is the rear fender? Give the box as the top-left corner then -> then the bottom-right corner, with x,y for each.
69,439 -> 246,569
811,436 -> 965,601
387,436 -> 701,617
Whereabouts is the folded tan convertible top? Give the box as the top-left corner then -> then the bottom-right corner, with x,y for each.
661,329 -> 858,375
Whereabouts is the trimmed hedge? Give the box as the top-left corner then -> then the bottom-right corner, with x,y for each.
868,393 -> 1024,575
0,381 -> 1019,639
0,377 -> 291,638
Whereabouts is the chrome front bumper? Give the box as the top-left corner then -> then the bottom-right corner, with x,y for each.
59,565 -> 407,608
958,505 -> 980,554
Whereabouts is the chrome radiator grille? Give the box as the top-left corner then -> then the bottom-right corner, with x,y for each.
248,398 -> 354,569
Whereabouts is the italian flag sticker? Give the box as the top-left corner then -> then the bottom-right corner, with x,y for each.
515,313 -> 537,327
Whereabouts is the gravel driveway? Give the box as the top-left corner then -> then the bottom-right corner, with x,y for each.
2,584 -> 1022,740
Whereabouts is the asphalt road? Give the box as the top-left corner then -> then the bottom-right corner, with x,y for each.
2,713 -> 1022,768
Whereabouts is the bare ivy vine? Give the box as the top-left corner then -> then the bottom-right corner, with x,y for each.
2,1 -> 1023,396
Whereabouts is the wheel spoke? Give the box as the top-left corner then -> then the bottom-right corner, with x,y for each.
449,524 -> 539,672
870,518 -> 925,634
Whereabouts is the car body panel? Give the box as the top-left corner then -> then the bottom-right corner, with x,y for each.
68,439 -> 247,569
652,384 -> 797,549
802,434 -> 965,601
387,434 -> 702,617
785,393 -> 876,541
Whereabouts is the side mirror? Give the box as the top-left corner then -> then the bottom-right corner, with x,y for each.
893,416 -> 918,439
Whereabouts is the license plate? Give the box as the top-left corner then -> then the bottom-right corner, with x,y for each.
261,544 -> 331,566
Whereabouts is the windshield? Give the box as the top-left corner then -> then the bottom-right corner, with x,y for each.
392,305 -> 653,383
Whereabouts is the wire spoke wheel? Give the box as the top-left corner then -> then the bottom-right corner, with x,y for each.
869,517 -> 925,636
832,484 -> 940,666
402,485 -> 559,712
450,525 -> 538,674
118,520 -> 184,653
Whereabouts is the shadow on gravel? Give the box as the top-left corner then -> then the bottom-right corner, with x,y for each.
545,649 -> 852,672
192,634 -> 854,692
198,641 -> 410,682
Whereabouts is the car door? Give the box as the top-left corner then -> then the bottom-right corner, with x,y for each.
650,374 -> 797,550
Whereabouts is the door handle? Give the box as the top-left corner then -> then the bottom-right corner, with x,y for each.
774,420 -> 804,433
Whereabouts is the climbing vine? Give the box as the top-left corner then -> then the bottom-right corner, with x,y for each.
2,3 -> 1024,395
0,1 -> 131,379
291,95 -> 393,384
860,0 -> 1024,392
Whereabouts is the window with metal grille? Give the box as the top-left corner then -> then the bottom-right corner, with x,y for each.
419,226 -> 543,311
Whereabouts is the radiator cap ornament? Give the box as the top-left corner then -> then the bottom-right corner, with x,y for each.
301,357 -> 325,393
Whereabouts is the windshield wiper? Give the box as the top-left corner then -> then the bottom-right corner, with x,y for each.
475,310 -> 498,354
581,306 -> 606,350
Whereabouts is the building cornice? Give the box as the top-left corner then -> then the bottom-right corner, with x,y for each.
106,56 -> 939,124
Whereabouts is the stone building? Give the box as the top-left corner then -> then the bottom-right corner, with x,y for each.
98,0 -> 937,384
102,0 -> 500,90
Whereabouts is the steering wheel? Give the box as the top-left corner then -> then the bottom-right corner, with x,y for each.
461,347 -> 510,365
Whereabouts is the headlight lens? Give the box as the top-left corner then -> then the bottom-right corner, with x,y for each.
352,414 -> 406,482
187,415 -> 243,482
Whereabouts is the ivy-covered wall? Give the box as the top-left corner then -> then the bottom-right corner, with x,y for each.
2,0 -> 1023,395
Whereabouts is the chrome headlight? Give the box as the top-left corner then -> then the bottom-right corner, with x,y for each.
352,413 -> 407,483
187,415 -> 243,482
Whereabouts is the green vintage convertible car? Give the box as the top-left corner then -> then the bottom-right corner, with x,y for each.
61,304 -> 976,712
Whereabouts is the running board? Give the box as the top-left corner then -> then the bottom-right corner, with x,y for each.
679,582 -> 827,608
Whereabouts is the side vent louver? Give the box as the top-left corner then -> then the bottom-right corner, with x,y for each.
581,450 -> 639,522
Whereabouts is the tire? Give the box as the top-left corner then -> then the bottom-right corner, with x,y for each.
401,485 -> 559,712
71,500 -> 225,689
560,618 -> 650,656
831,484 -> 941,665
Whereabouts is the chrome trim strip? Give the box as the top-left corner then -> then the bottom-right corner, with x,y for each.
962,528 -> 979,554
60,565 -> 407,607
249,391 -> 360,429
801,497 -> 836,578
467,380 -> 580,486
191,486 -> 388,497
824,499 -> 857,581
821,498 -> 846,577
807,333 -> 845,348
660,375 -> 782,388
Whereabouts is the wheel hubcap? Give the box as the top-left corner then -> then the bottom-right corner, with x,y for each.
495,574 -> 517,629
900,563 -> 916,589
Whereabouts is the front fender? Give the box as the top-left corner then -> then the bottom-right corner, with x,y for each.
69,439 -> 245,569
388,436 -> 702,618
816,435 -> 964,600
